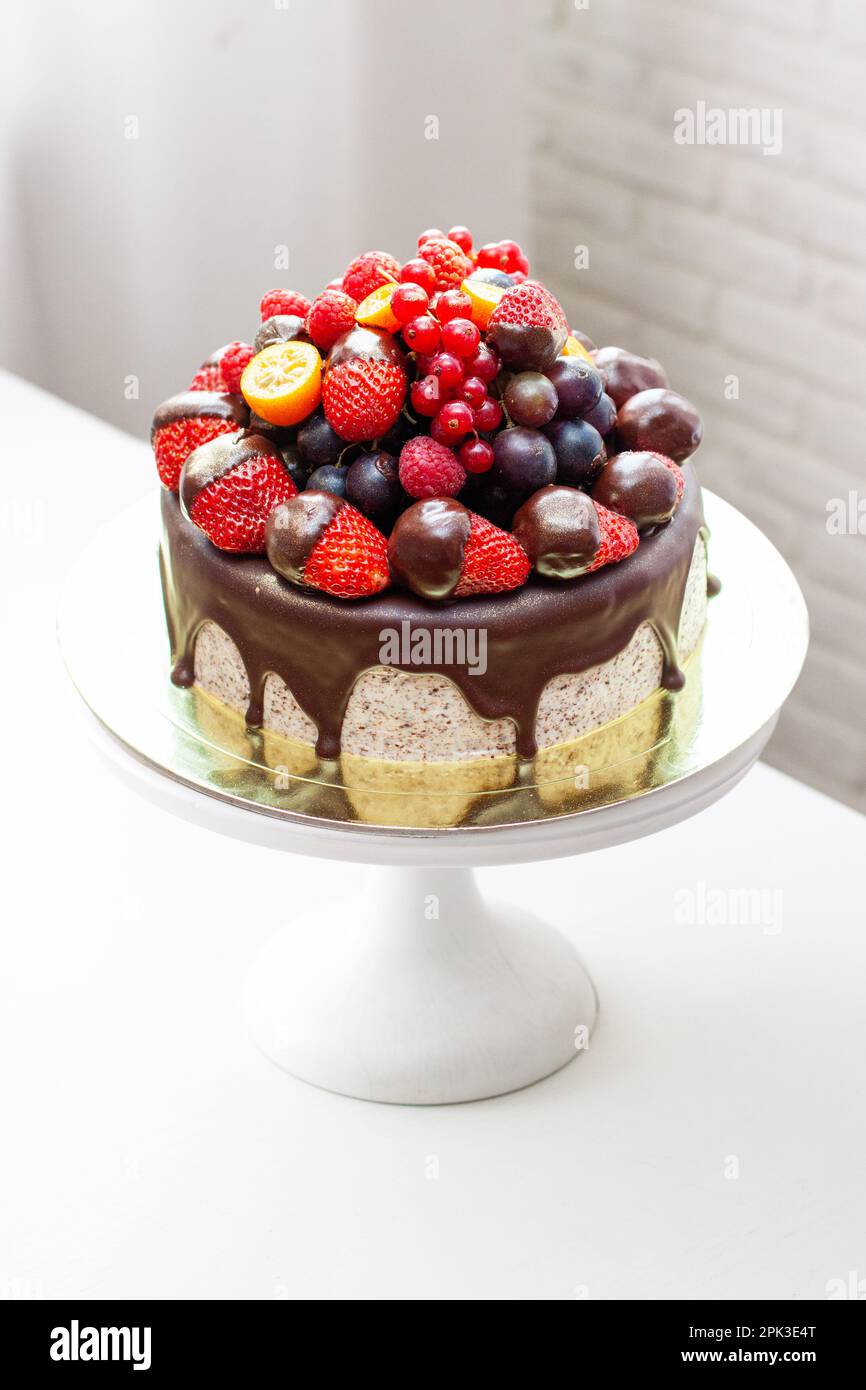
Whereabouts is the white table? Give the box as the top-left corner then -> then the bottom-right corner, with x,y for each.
1,369 -> 864,1301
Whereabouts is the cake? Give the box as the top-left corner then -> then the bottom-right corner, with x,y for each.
154,227 -> 711,812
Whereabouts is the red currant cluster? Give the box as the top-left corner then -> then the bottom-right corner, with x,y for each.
389,229 -> 519,475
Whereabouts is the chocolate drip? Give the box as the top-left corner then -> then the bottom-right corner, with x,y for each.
160,466 -> 708,760
151,391 -> 248,441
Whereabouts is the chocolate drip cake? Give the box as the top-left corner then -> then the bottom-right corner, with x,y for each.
153,227 -> 712,788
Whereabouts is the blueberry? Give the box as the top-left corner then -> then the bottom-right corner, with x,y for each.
297,411 -> 344,468
544,419 -> 606,488
582,391 -> 617,436
345,451 -> 402,522
305,464 -> 347,498
468,267 -> 517,290
492,426 -> 557,494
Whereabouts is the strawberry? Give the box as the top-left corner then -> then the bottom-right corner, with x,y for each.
652,451 -> 686,505
416,236 -> 474,290
388,498 -> 529,600
342,251 -> 401,303
486,279 -> 568,370
586,502 -> 640,572
454,512 -> 530,597
181,434 -> 297,553
322,356 -> 406,442
306,289 -> 358,352
266,492 -> 390,598
151,392 -> 248,492
260,288 -> 312,322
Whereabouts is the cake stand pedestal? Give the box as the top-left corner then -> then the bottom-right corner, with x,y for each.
60,491 -> 807,1104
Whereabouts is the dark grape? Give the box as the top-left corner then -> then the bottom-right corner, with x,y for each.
503,371 -> 558,427
547,357 -> 603,419
492,426 -> 557,493
297,411 -> 344,467
305,464 -> 347,498
345,451 -> 401,522
544,419 -> 606,488
582,391 -> 617,436
279,441 -> 309,491
378,413 -> 415,455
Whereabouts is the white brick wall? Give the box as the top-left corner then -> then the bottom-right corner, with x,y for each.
530,0 -> 866,811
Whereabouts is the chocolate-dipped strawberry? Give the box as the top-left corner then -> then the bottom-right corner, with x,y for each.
322,327 -> 408,443
180,432 -> 296,553
486,281 -> 569,371
266,491 -> 390,598
388,498 -> 530,600
591,451 -> 685,533
512,486 -> 600,579
254,314 -> 312,353
592,347 -> 669,409
615,389 -> 702,463
151,391 -> 249,492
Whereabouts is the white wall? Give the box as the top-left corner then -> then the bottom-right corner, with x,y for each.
529,0 -> 866,812
0,0 -> 528,434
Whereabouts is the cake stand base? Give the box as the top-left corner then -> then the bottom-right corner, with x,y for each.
245,865 -> 596,1104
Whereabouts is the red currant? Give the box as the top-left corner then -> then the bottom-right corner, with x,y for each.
436,288 -> 472,324
403,314 -> 440,354
392,283 -> 429,324
466,344 -> 500,384
410,375 -> 443,417
513,250 -> 530,275
477,242 -> 510,271
458,438 -> 495,474
440,317 -> 481,359
447,225 -> 473,255
435,400 -> 474,441
428,351 -> 464,391
473,396 -> 503,432
459,375 -> 486,408
400,258 -> 436,294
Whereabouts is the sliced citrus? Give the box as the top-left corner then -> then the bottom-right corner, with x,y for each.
461,277 -> 506,329
240,342 -> 322,426
355,282 -> 401,331
562,334 -> 594,364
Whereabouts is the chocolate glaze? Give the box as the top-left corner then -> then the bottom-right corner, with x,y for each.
253,315 -> 311,352
151,391 -> 248,441
160,465 -> 709,760
327,326 -> 407,372
616,388 -> 703,463
179,432 -> 282,517
388,498 -> 472,600
487,322 -> 566,372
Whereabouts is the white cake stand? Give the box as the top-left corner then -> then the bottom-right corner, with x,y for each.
59,491 -> 808,1104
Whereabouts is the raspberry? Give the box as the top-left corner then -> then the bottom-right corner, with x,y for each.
260,288 -> 312,322
189,363 -> 224,392
417,236 -> 474,291
342,251 -> 400,304
398,435 -> 466,499
322,357 -> 406,442
219,342 -> 255,395
306,289 -> 358,352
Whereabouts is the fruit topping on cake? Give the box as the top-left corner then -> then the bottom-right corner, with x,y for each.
152,223 -> 705,600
